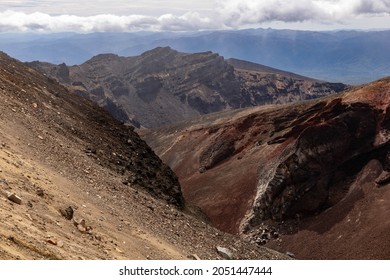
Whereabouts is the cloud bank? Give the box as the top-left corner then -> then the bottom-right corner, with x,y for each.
0,10 -> 218,32
216,0 -> 390,27
0,0 -> 389,32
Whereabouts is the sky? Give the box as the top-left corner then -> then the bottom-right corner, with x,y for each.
0,0 -> 389,32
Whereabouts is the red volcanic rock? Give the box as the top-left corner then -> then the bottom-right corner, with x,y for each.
142,77 -> 390,259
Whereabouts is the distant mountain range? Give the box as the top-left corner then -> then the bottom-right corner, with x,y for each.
1,29 -> 390,84
28,47 -> 347,128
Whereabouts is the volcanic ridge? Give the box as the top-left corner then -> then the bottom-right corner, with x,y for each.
28,47 -> 348,128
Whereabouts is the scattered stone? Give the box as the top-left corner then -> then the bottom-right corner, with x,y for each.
47,238 -> 56,245
261,232 -> 271,240
7,193 -> 22,204
216,246 -> 234,260
1,178 -> 9,186
376,171 -> 390,186
74,218 -> 92,234
59,206 -> 74,220
74,218 -> 86,227
77,224 -> 87,233
85,147 -> 97,155
256,238 -> 267,245
271,231 -> 279,239
36,188 -> 44,197
286,251 -> 295,258
94,235 -> 103,242
115,248 -> 124,254
47,238 -> 63,247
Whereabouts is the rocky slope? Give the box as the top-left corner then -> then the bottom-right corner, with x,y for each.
141,77 -> 390,259
0,51 -> 287,260
28,47 -> 348,128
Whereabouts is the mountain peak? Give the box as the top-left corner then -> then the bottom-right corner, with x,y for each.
141,46 -> 178,57
86,53 -> 122,63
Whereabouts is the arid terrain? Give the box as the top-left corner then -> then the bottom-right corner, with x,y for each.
0,51 -> 288,260
141,77 -> 390,259
2,46 -> 389,260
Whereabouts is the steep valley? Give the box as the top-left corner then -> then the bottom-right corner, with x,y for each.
0,51 -> 287,260
141,77 -> 390,259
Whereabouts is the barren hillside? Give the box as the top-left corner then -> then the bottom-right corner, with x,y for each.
0,51 -> 287,260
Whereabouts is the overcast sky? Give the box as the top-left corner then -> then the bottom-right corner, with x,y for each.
0,0 -> 389,32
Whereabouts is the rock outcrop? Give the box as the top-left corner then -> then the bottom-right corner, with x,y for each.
243,99 -> 382,229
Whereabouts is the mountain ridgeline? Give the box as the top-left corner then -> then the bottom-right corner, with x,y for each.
28,47 -> 348,128
2,29 -> 390,84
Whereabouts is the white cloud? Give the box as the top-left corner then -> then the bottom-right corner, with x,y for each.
0,0 -> 214,16
158,12 -> 219,31
216,0 -> 390,27
0,1 -> 389,32
0,10 -> 219,32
